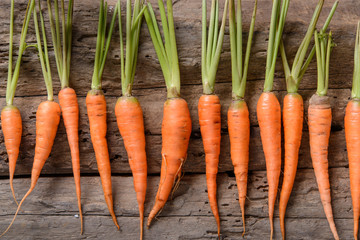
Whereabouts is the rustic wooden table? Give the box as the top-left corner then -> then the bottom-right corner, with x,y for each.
0,0 -> 358,239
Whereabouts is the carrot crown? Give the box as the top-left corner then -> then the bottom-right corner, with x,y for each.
118,0 -> 147,97
314,30 -> 334,96
352,22 -> 360,99
280,0 -> 338,94
47,0 -> 74,89
91,0 -> 119,90
6,0 -> 35,106
144,0 -> 181,99
229,0 -> 257,99
201,0 -> 228,95
33,0 -> 54,101
263,0 -> 290,92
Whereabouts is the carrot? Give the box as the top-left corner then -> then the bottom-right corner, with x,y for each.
200,0 -> 228,236
115,2 -> 147,238
278,2 -> 338,238
87,0 -> 119,229
228,0 -> 257,235
256,0 -> 289,238
2,0 -> 35,205
308,30 -> 339,240
46,0 -> 83,233
144,0 -> 192,227
1,2 -> 61,235
345,21 -> 360,240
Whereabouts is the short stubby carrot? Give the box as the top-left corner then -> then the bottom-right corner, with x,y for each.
308,94 -> 339,240
58,87 -> 83,233
345,100 -> 360,240
256,91 -> 281,239
279,93 -> 303,238
86,90 -> 119,229
147,97 -> 192,227
198,94 -> 221,236
227,99 -> 250,235
1,105 -> 22,204
115,96 -> 147,237
0,100 -> 61,237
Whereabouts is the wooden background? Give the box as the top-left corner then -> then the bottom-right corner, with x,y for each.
0,0 -> 358,239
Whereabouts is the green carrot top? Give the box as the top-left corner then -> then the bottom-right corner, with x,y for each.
118,0 -> 147,97
263,0 -> 290,92
91,0 -> 119,90
314,30 -> 335,97
144,0 -> 181,99
47,0 -> 74,89
201,0 -> 228,95
280,0 -> 338,94
6,0 -> 35,106
352,22 -> 360,99
33,0 -> 54,101
229,0 -> 257,100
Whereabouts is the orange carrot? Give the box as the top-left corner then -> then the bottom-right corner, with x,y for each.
86,90 -> 119,229
115,96 -> 147,237
1,106 -> 22,204
58,87 -> 82,233
345,100 -> 360,240
147,98 -> 192,226
227,100 -> 250,234
257,92 -> 281,238
279,93 -> 303,237
0,101 -> 61,237
198,94 -> 221,235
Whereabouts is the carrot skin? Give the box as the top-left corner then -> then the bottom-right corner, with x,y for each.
147,98 -> 192,227
1,105 -> 22,204
0,100 -> 61,237
198,94 -> 221,237
345,100 -> 360,240
58,87 -> 83,234
308,94 -> 339,240
86,90 -> 119,229
227,99 -> 250,236
115,96 -> 147,239
279,93 -> 304,239
256,92 -> 281,239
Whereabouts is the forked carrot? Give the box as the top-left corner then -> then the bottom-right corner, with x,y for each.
86,0 -> 119,229
200,0 -> 228,236
227,0 -> 257,236
2,0 -> 35,205
46,0 -> 83,233
308,30 -> 339,240
345,21 -> 360,240
278,2 -> 338,238
1,2 -> 61,235
144,0 -> 192,227
256,0 -> 289,238
114,1 -> 147,238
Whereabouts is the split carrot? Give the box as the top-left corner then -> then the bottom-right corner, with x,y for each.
345,21 -> 360,240
308,29 -> 339,240
46,0 -> 83,233
2,0 -> 35,205
87,0 -> 119,229
1,1 -> 61,235
278,2 -> 338,238
144,0 -> 192,227
256,0 -> 289,238
114,1 -> 147,239
200,0 -> 228,236
227,0 -> 257,236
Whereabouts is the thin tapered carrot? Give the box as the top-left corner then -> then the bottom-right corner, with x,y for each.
147,98 -> 192,226
345,21 -> 360,240
308,30 -> 339,240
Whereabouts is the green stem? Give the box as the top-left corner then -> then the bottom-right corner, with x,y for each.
315,30 -> 333,96
6,0 -> 15,104
352,21 -> 360,99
